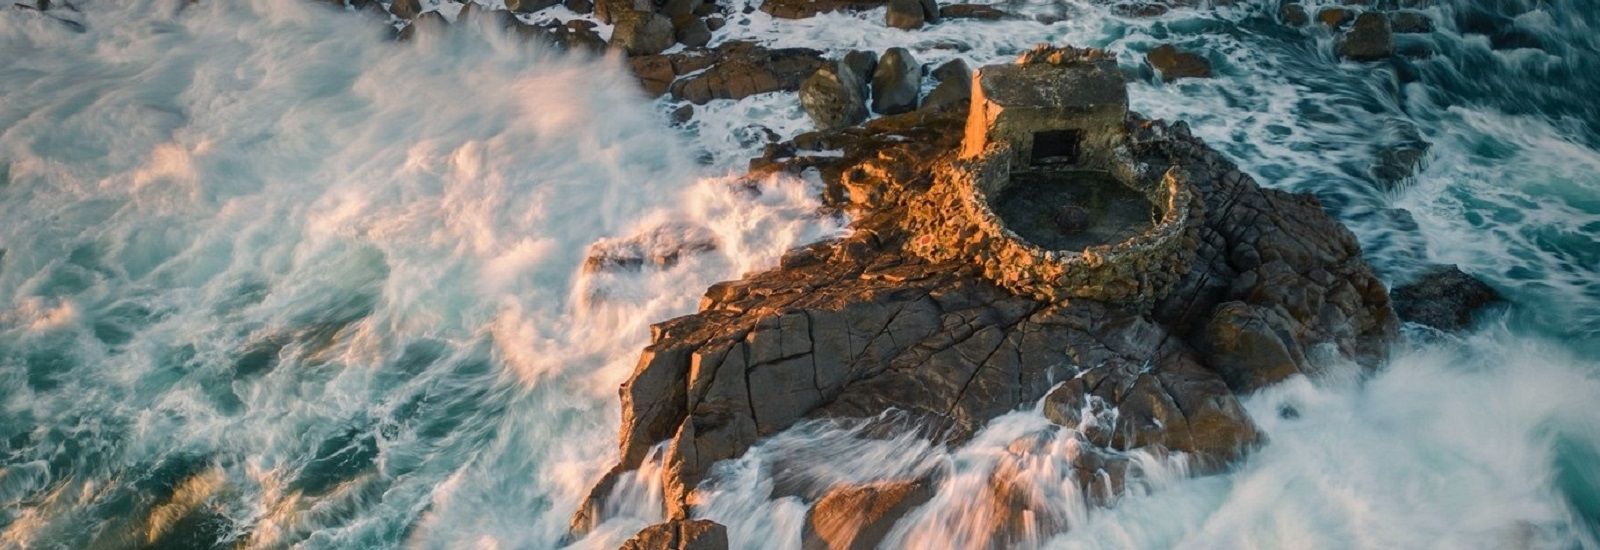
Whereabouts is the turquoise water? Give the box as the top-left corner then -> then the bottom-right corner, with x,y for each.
1,0 -> 1596,548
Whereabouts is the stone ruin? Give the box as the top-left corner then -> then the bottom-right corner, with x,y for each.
906,48 -> 1203,308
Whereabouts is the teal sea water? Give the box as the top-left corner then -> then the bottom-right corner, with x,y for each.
1,0 -> 1596,548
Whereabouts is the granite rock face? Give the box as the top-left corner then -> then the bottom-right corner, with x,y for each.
575,48 -> 1397,546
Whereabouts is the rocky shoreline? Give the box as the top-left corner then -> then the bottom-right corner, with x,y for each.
280,1 -> 1499,547
580,44 -> 1405,548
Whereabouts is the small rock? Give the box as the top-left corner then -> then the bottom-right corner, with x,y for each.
1391,265 -> 1503,332
1278,2 -> 1308,26
886,0 -> 926,30
939,3 -> 1008,19
1146,44 -> 1212,79
1338,12 -> 1394,61
565,0 -> 595,13
870,47 -> 921,114
1371,140 -> 1430,190
612,10 -> 677,55
800,63 -> 870,130
919,0 -> 940,23
705,15 -> 726,30
1053,205 -> 1091,234
1317,6 -> 1353,28
671,104 -> 695,125
1389,11 -> 1433,33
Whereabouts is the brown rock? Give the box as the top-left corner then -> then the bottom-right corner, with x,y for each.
1337,12 -> 1394,60
802,480 -> 934,550
760,0 -> 890,18
1146,44 -> 1212,79
1317,6 -> 1352,27
1278,2 -> 1308,26
621,519 -> 729,550
1389,10 -> 1433,33
885,0 -> 926,29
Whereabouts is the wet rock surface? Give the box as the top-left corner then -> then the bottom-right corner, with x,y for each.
870,48 -> 922,115
621,519 -> 730,550
1338,12 -> 1395,61
576,50 -> 1397,545
802,480 -> 934,550
628,42 -> 826,104
1146,44 -> 1212,79
1391,264 -> 1503,332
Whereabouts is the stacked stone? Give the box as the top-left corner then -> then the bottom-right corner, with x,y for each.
901,144 -> 1202,308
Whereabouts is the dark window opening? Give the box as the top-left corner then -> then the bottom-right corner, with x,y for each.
1031,129 -> 1082,165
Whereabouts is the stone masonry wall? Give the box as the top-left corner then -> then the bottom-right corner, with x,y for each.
904,143 -> 1204,308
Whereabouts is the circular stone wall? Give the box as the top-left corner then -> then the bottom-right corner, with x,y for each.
904,143 -> 1204,307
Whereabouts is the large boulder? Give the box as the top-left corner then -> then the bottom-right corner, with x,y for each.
801,63 -> 871,131
1146,44 -> 1212,79
802,480 -> 934,550
885,0 -> 926,30
1338,12 -> 1395,61
1391,265 -> 1503,331
918,58 -> 971,113
621,520 -> 729,550
612,10 -> 677,55
1278,2 -> 1308,26
870,48 -> 921,114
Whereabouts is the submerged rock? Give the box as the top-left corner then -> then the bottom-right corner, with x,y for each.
1391,265 -> 1503,331
1389,11 -> 1434,33
870,48 -> 921,114
1146,44 -> 1212,79
1278,2 -> 1308,26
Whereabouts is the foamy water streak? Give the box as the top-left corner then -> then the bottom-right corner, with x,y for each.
0,2 -> 840,547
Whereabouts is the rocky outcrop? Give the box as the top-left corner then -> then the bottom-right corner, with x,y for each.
1391,265 -> 1503,331
628,42 -> 826,104
870,48 -> 921,115
760,0 -> 890,18
621,519 -> 729,550
1147,44 -> 1212,79
574,47 -> 1396,546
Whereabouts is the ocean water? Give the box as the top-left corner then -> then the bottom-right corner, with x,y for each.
0,0 -> 1596,549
